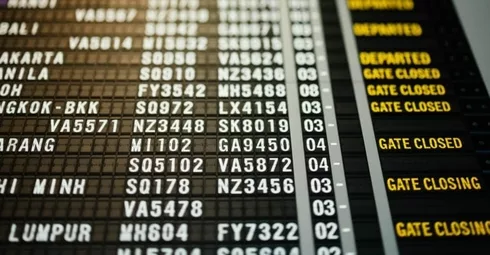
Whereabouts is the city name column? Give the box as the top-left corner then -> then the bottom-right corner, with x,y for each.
0,0 -> 145,253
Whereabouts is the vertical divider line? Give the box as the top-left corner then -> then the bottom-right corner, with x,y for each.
309,0 -> 357,254
279,1 -> 315,254
334,0 -> 400,254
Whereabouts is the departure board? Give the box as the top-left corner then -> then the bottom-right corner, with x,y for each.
0,0 -> 489,254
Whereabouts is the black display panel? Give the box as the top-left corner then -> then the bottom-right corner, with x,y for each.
0,0 -> 489,254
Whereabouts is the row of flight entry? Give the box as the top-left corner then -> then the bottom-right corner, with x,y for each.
130,137 -> 329,153
141,51 -> 316,66
122,199 -> 337,219
67,35 -> 315,53
7,221 -> 340,244
127,157 -> 328,173
145,23 -> 316,37
140,67 -> 442,83
2,177 -> 335,195
0,135 -> 328,153
0,82 -> 449,98
149,0 -> 283,9
136,83 -> 320,98
132,118 -> 327,134
77,8 -> 306,23
143,23 -> 283,37
132,100 -> 321,115
135,83 -> 287,98
1,175 -> 479,196
50,118 -> 294,134
0,83 -> 294,99
124,177 -> 335,196
68,36 -> 289,51
0,100 -> 322,115
139,66 -> 293,82
74,8 -> 212,23
0,83 -> 291,99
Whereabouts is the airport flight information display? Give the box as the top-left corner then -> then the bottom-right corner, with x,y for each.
0,0 -> 489,254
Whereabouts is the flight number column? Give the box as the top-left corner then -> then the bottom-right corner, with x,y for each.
118,0 -> 208,254
216,0 -> 300,254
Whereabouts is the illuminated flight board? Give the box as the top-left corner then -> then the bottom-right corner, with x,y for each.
0,0 -> 489,254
